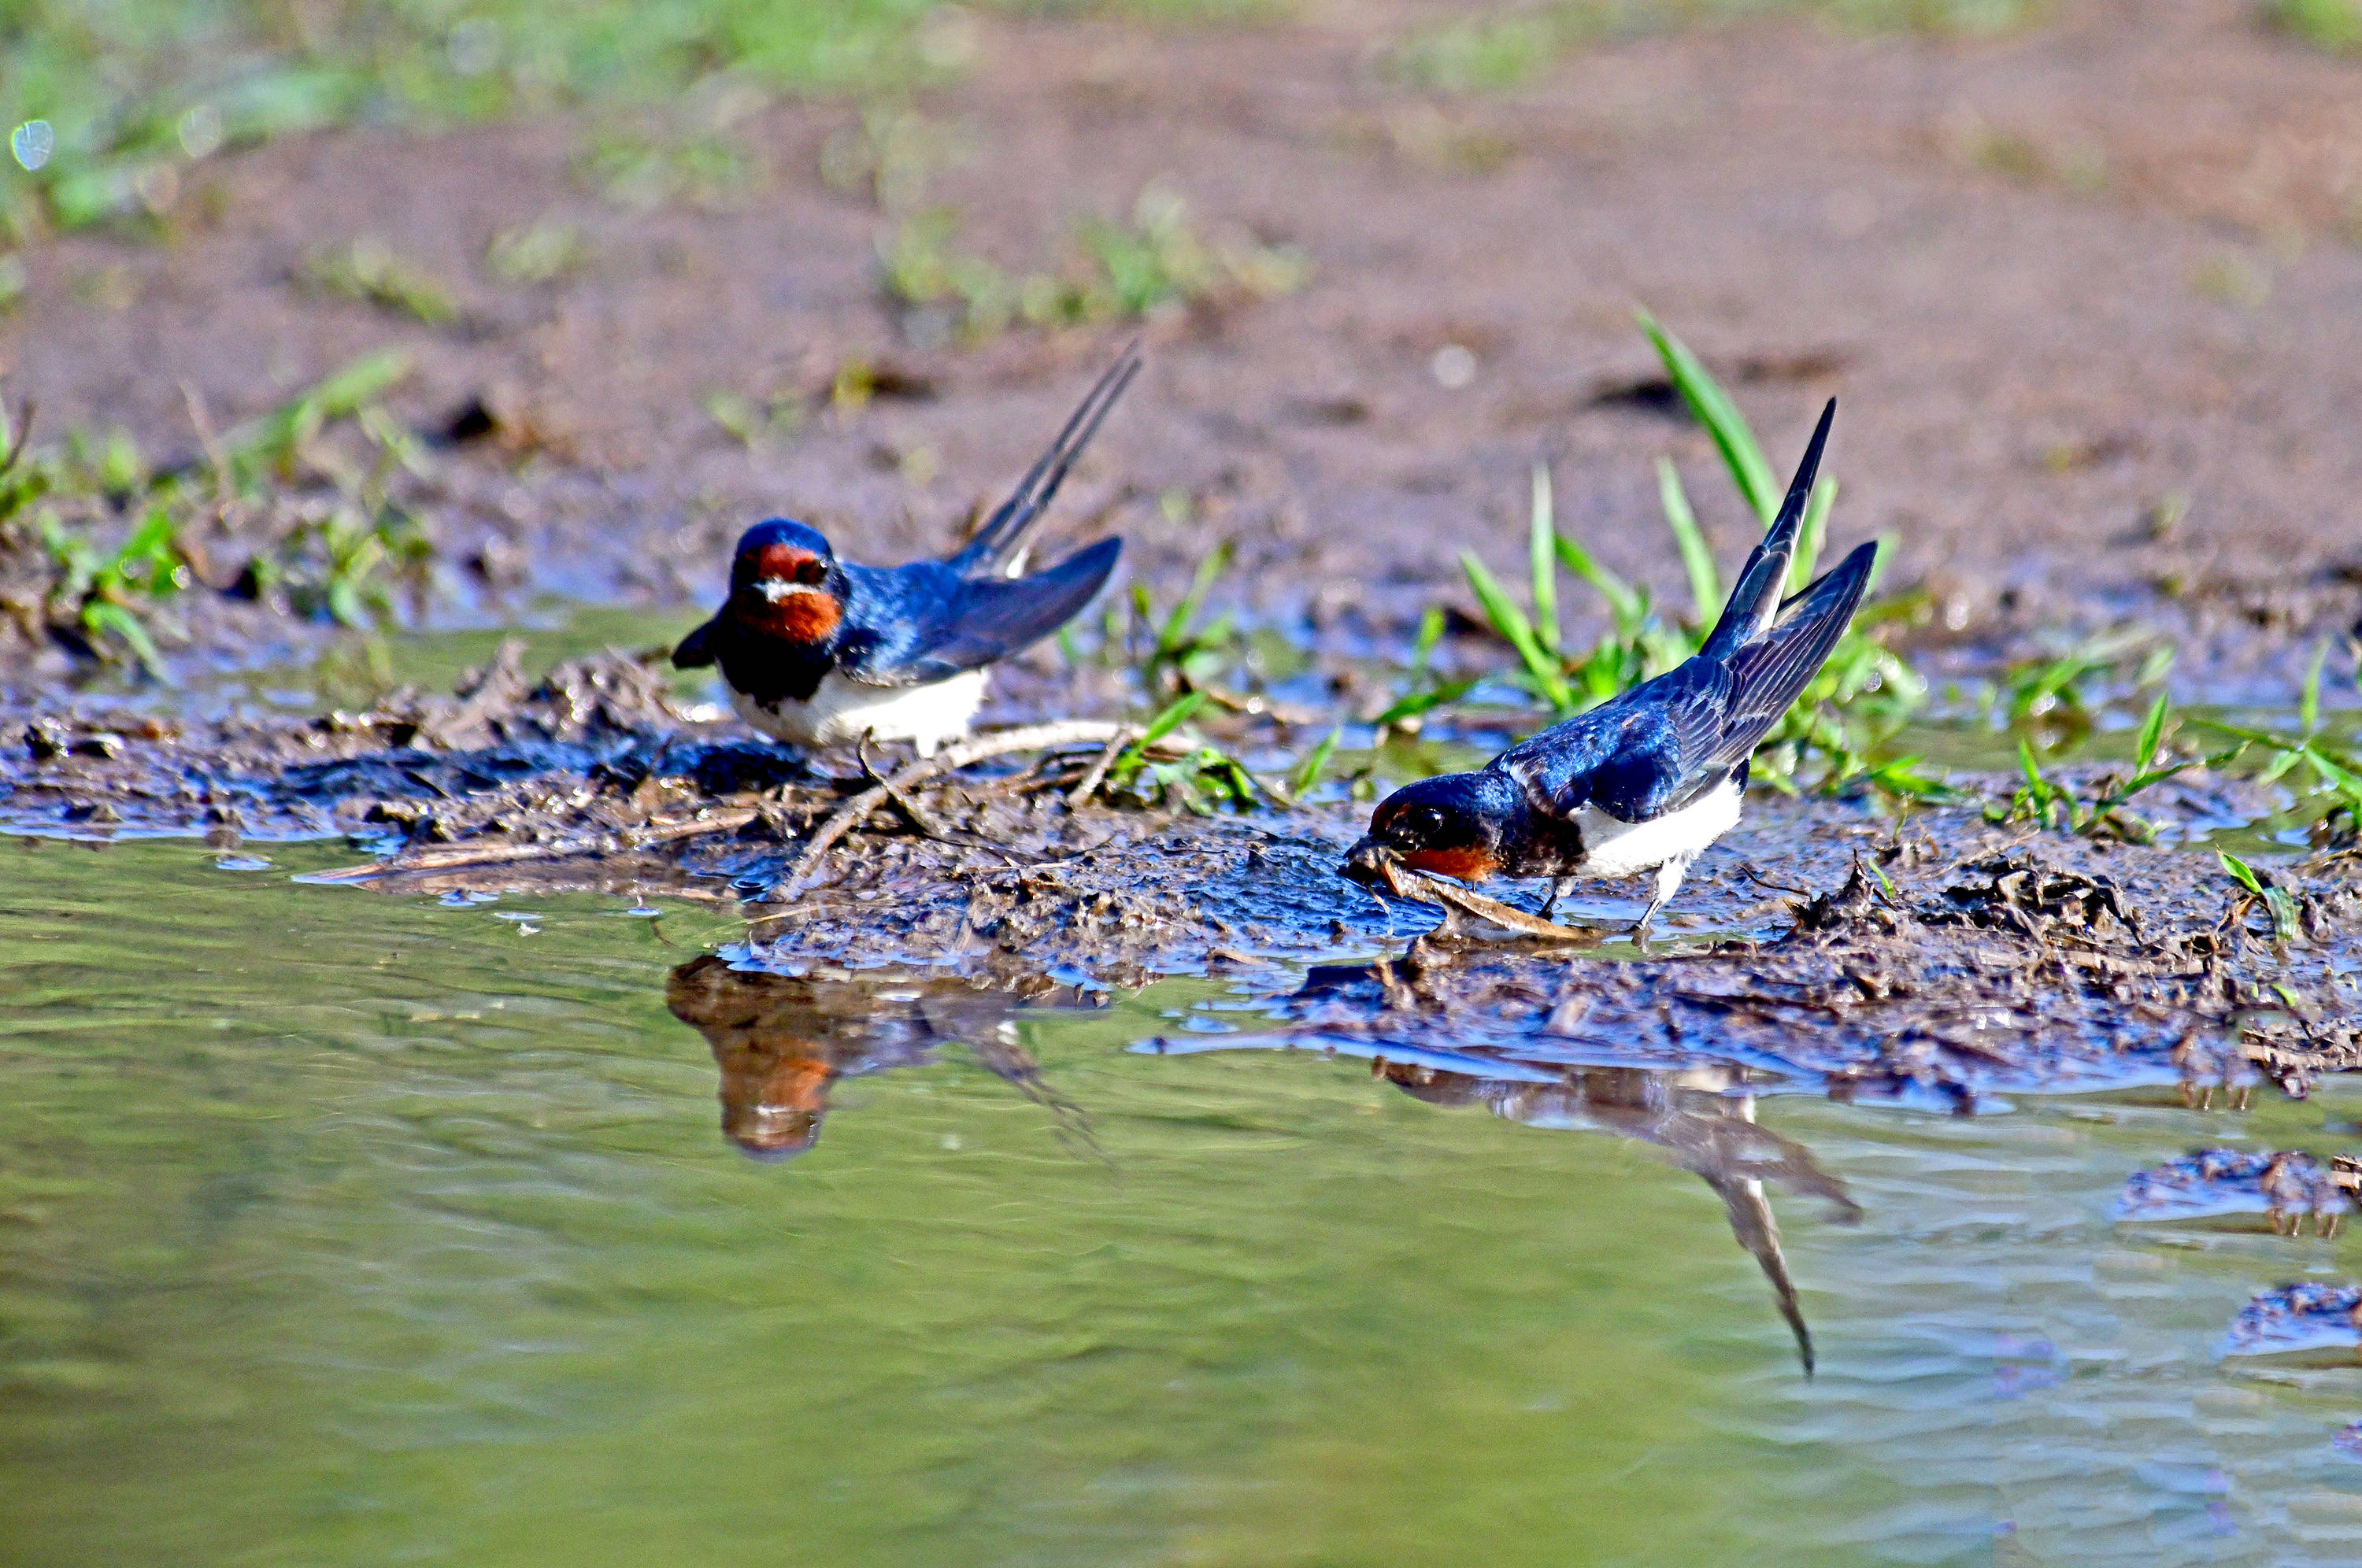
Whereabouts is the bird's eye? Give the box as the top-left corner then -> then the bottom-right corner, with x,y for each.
795,558 -> 828,586
1408,806 -> 1446,839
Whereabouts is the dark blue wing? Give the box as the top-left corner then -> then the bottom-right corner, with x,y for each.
838,539 -> 1122,687
672,615 -> 720,668
1497,541 -> 1875,823
1698,541 -> 1875,772
1498,660 -> 1734,821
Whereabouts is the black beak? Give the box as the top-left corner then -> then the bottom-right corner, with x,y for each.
1341,837 -> 1395,887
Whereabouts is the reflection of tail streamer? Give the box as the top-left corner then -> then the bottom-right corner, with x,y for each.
1366,1059 -> 1855,1374
964,1033 -> 1113,1173
1703,1173 -> 1814,1378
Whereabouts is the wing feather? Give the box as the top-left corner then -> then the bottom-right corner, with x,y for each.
846,538 -> 1122,686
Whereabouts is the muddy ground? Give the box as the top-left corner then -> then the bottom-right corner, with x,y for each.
6,0 -> 2362,701
6,0 -> 2362,1108
9,640 -> 2361,1112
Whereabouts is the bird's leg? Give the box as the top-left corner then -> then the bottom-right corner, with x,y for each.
1538,877 -> 1574,919
1634,852 -> 1697,949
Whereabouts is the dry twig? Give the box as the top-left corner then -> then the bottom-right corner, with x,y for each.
1371,855 -> 1601,944
309,806 -> 763,882
773,721 -> 1128,898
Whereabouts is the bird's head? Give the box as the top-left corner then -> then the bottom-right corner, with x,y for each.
1349,770 -> 1519,883
727,519 -> 846,645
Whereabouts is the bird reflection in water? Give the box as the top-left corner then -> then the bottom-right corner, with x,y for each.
1376,1058 -> 1860,1374
665,956 -> 1095,1163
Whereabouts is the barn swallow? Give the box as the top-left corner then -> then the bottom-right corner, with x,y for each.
1377,1059 -> 1857,1373
1348,399 -> 1874,944
673,346 -> 1139,756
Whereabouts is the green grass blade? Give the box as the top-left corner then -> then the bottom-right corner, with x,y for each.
1372,675 -> 1480,729
1138,687 -> 1208,748
1549,531 -> 1642,634
1655,457 -> 1719,624
2218,849 -> 2264,896
2017,736 -> 2046,793
1410,605 -> 1444,675
1461,550 -> 1570,710
1155,543 -> 1234,662
2264,886 -> 2301,942
224,349 -> 413,469
1287,725 -> 1342,797
2135,692 -> 2170,773
82,601 -> 165,675
1529,463 -> 1559,653
2303,638 -> 2328,736
1636,309 -> 1777,523
2305,745 -> 2362,802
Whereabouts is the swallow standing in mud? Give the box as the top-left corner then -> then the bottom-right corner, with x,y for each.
1347,400 -> 1874,945
674,346 -> 1139,756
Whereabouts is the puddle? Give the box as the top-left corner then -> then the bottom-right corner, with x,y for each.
12,623 -> 2362,1563
7,839 -> 2362,1566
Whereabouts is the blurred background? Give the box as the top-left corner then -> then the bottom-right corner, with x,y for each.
3,0 -> 2361,699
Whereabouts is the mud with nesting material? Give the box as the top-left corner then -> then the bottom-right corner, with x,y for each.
11,639 -> 2361,1112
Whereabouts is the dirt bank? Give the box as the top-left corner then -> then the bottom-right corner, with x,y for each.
6,0 -> 2362,700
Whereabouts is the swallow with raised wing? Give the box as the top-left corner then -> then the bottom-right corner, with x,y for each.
1347,400 -> 1873,944
674,346 -> 1139,756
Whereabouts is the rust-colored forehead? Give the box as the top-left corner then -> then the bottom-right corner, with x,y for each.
751,540 -> 818,575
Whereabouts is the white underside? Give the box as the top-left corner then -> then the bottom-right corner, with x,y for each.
1572,777 -> 1744,878
732,668 -> 988,757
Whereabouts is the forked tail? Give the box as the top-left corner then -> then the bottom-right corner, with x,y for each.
947,342 -> 1142,579
1698,398 -> 1836,663
1705,540 -> 1878,768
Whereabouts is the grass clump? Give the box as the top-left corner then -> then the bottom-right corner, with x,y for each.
1452,312 -> 1931,794
2266,0 -> 2362,53
1995,693 -> 2202,842
1098,689 -> 1263,813
299,238 -> 461,324
2190,643 -> 2362,836
0,3 -> 1284,246
0,2 -> 963,240
879,184 -> 1307,345
0,350 -> 442,673
484,219 -> 586,286
1383,0 -> 2049,96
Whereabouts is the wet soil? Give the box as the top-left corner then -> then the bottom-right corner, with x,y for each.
11,637 -> 2362,1113
6,0 -> 2362,699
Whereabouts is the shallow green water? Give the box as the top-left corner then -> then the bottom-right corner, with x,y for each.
6,839 -> 2362,1566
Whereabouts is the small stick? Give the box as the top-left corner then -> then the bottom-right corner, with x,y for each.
310,807 -> 761,882
774,721 -> 1127,897
857,735 -> 952,841
1372,856 -> 1601,944
1066,724 -> 1141,807
0,397 -> 34,478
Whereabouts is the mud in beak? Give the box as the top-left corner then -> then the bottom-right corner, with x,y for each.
754,578 -> 822,603
1340,837 -> 1397,887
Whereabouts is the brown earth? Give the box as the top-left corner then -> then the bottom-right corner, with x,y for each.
6,0 -> 2362,702
9,640 -> 2358,1110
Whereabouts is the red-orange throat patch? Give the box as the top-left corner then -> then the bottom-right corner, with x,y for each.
772,590 -> 842,644
1402,846 -> 1501,882
735,547 -> 842,644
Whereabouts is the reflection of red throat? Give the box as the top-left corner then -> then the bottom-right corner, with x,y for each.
1403,846 -> 1500,882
